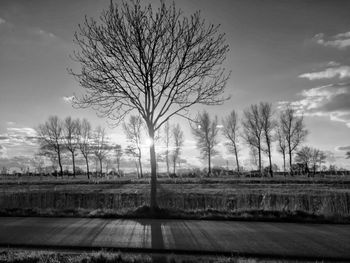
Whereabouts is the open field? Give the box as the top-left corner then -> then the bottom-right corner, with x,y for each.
1,175 -> 350,221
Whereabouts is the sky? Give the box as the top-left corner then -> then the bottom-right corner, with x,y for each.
0,0 -> 350,171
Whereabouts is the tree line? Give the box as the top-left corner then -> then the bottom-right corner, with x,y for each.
36,101 -> 334,178
36,115 -> 185,178
190,102 -> 330,177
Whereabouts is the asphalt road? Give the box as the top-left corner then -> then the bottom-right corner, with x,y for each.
0,217 -> 349,260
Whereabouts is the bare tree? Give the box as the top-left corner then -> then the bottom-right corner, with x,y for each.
123,115 -> 144,178
115,144 -> 123,175
125,145 -> 141,178
280,107 -> 308,174
70,1 -> 229,209
242,104 -> 264,174
222,110 -> 240,173
191,111 -> 219,175
63,117 -> 79,177
276,124 -> 287,174
93,126 -> 109,176
259,102 -> 275,177
295,146 -> 313,174
77,118 -> 93,179
163,121 -> 171,176
171,123 -> 184,174
36,116 -> 64,177
310,148 -> 326,175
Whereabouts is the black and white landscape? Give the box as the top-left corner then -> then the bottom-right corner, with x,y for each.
0,0 -> 350,262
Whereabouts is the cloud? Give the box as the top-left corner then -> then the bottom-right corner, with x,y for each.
6,121 -> 16,126
336,146 -> 350,151
299,66 -> 350,80
278,83 -> 350,127
0,17 -> 6,25
0,127 -> 38,147
62,96 -> 74,104
313,31 -> 350,49
0,145 -> 7,158
34,28 -> 56,39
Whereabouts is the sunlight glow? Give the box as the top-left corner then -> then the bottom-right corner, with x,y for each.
145,138 -> 154,147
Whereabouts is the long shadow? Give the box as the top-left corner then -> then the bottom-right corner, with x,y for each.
135,218 -> 165,250
135,218 -> 167,262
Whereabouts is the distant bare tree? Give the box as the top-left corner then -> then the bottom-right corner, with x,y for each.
192,111 -> 219,175
32,153 -> 45,175
77,118 -> 93,179
36,116 -> 64,176
123,115 -> 144,178
70,1 -> 229,209
222,110 -> 240,173
259,102 -> 275,177
93,126 -> 109,176
276,124 -> 287,174
63,117 -> 79,177
125,145 -> 141,178
242,104 -> 264,174
105,157 -> 113,175
171,123 -> 184,174
280,107 -> 308,174
310,148 -> 327,175
115,144 -> 123,175
295,146 -> 313,174
163,121 -> 171,176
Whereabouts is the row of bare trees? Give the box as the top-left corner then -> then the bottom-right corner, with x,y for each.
36,115 -> 186,179
123,115 -> 185,178
191,103 -> 308,176
36,116 -> 111,178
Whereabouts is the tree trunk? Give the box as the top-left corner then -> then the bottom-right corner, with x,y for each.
166,150 -> 170,175
173,156 -> 176,174
99,158 -> 103,177
148,126 -> 158,210
282,153 -> 286,176
57,149 -> 63,177
71,151 -> 76,178
135,161 -> 140,178
138,147 -> 143,178
258,144 -> 262,176
234,144 -> 240,174
267,145 -> 273,178
289,148 -> 293,176
208,150 -> 211,176
85,156 -> 90,179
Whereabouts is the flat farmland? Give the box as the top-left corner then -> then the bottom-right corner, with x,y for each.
1,176 -> 350,221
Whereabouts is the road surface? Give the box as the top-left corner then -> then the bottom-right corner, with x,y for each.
0,217 -> 349,260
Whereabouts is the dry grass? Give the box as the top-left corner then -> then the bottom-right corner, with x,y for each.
0,176 -> 349,222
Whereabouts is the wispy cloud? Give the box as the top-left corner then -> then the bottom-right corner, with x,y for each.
299,65 -> 350,80
278,83 -> 350,127
313,31 -> 350,49
0,145 -> 8,158
0,127 -> 38,147
62,96 -> 74,104
34,28 -> 56,39
0,17 -> 6,25
336,146 -> 350,151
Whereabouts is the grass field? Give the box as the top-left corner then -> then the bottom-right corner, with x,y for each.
1,175 -> 349,222
0,249 -> 325,263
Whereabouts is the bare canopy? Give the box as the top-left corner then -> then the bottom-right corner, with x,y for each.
70,1 -> 229,208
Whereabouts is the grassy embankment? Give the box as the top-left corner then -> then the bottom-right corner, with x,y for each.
0,176 -> 349,222
0,249 -> 322,263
